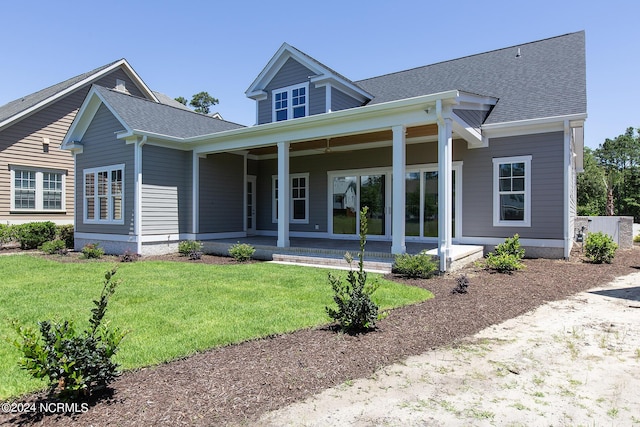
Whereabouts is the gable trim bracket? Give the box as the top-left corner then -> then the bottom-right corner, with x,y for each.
451,111 -> 485,148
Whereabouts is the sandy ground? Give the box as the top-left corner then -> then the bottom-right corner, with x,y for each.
257,272 -> 640,426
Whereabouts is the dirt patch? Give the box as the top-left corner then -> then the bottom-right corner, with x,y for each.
2,248 -> 639,426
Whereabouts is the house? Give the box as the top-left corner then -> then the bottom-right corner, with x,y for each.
0,59 -> 187,225
62,32 -> 587,271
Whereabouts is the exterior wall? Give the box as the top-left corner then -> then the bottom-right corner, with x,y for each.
199,152 -> 244,233
74,104 -> 135,236
0,68 -> 146,225
257,58 -> 325,124
142,144 -> 192,235
331,87 -> 364,112
575,216 -> 634,249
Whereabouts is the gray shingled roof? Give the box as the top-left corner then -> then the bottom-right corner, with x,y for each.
356,31 -> 586,124
0,60 -> 121,124
151,91 -> 192,111
95,86 -> 244,138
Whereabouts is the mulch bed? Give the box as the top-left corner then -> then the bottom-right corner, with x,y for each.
2,247 -> 639,426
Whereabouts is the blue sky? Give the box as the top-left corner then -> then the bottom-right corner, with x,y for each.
1,0 -> 637,148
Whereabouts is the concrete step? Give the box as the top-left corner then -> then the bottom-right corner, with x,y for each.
271,253 -> 393,274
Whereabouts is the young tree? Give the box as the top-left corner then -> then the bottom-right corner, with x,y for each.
189,91 -> 219,114
577,148 -> 607,215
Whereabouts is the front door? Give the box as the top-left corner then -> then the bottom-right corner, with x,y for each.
246,175 -> 256,234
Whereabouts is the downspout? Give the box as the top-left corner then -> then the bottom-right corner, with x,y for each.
134,136 -> 147,255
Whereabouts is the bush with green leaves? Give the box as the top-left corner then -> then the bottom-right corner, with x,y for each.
392,251 -> 438,278
634,234 -> 640,243
584,231 -> 618,264
14,221 -> 57,249
56,224 -> 74,249
326,207 -> 381,333
82,243 -> 104,259
228,242 -> 255,262
40,239 -> 68,255
12,268 -> 127,400
0,223 -> 15,246
485,234 -> 525,273
493,233 -> 525,259
178,240 -> 202,256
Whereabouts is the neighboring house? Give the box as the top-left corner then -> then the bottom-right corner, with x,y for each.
0,59 -> 188,225
63,32 -> 587,271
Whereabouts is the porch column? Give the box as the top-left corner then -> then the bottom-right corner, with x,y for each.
391,125 -> 406,254
277,141 -> 290,247
133,136 -> 146,255
437,100 -> 453,271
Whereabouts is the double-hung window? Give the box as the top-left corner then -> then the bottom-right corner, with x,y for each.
493,156 -> 531,227
272,173 -> 309,223
273,83 -> 308,122
10,167 -> 65,211
84,164 -> 124,224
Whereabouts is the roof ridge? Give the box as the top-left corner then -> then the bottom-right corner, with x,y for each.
355,31 -> 584,84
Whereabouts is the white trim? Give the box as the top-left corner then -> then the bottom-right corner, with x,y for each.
272,172 -> 310,224
563,120 -> 572,258
83,163 -> 125,225
482,113 -> 588,141
192,152 -> 200,234
9,165 -> 67,213
246,174 -> 257,234
391,125 -> 406,254
493,155 -> 531,227
75,232 -> 137,242
325,85 -> 332,113
272,82 -> 309,122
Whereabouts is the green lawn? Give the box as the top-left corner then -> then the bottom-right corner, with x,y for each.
0,255 -> 432,399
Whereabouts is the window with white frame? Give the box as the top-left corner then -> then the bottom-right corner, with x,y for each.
493,156 -> 531,227
272,173 -> 309,223
10,167 -> 65,211
84,164 -> 124,224
272,83 -> 308,122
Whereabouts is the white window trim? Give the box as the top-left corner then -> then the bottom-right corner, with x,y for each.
9,166 -> 66,212
272,173 -> 309,224
272,82 -> 309,122
493,155 -> 531,227
83,164 -> 125,225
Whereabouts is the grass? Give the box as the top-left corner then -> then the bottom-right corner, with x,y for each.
0,255 -> 432,400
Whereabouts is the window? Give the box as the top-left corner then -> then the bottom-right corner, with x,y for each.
493,156 -> 531,227
272,83 -> 308,122
84,164 -> 124,224
272,173 -> 309,223
10,167 -> 65,211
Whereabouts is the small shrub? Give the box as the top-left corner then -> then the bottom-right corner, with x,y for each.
0,224 -> 16,246
228,242 -> 255,262
40,239 -> 68,255
56,224 -> 74,249
392,252 -> 438,278
14,221 -> 57,249
452,274 -> 469,294
634,234 -> 640,243
485,252 -> 523,273
188,250 -> 203,260
119,249 -> 139,263
326,207 -> 381,334
178,240 -> 202,256
12,268 -> 127,400
493,234 -> 525,259
82,243 -> 104,259
585,231 -> 618,264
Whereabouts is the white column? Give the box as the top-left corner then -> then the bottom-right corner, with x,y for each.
277,141 -> 290,247
134,136 -> 146,255
391,125 -> 406,254
192,151 -> 200,236
437,112 -> 453,271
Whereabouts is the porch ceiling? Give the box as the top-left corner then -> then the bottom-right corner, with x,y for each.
247,124 -> 438,156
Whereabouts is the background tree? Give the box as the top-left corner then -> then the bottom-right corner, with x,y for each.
174,96 -> 188,105
189,91 -> 219,114
577,148 -> 606,215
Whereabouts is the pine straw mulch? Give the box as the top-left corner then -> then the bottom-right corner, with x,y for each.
2,247 -> 639,426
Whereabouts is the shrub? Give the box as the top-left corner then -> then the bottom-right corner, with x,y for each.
12,268 -> 127,400
452,274 -> 469,294
188,250 -> 203,260
82,243 -> 104,259
228,242 -> 255,262
485,252 -> 523,273
0,224 -> 15,245
178,240 -> 202,256
326,207 -> 381,333
392,252 -> 438,278
14,221 -> 57,249
584,231 -> 618,264
119,249 -> 139,263
493,234 -> 525,259
634,234 -> 640,243
40,239 -> 68,255
56,224 -> 74,249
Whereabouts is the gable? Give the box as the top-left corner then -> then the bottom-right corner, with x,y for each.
264,57 -> 314,92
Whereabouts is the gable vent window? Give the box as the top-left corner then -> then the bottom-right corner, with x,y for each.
115,79 -> 127,93
273,83 -> 308,122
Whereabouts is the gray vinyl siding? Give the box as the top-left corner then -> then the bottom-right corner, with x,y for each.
198,153 -> 244,232
331,87 -> 363,111
453,109 -> 485,132
257,57 -> 325,124
75,104 -> 135,235
461,132 -> 565,239
141,145 -> 192,234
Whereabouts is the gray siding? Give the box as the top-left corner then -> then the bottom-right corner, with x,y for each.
453,109 -> 485,132
75,104 -> 135,235
331,87 -> 363,112
461,132 -> 565,239
142,145 -> 192,234
199,153 -> 244,232
257,57 -> 325,124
